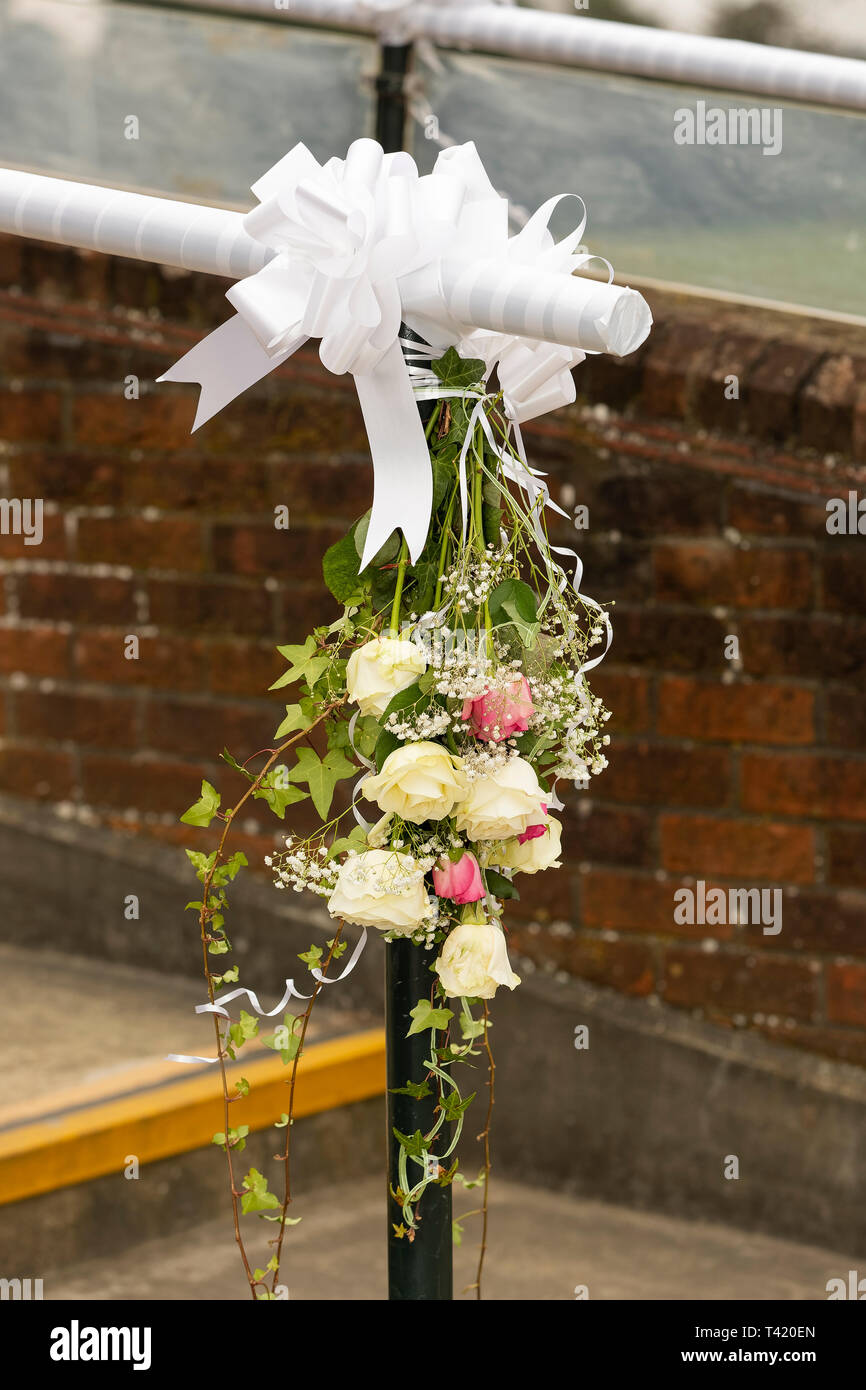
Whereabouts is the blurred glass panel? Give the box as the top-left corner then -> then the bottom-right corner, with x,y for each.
413,50 -> 866,317
0,0 -> 375,203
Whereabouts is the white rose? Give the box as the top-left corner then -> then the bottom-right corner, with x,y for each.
362,741 -> 466,824
434,921 -> 521,999
346,636 -> 426,718
453,756 -> 546,841
327,849 -> 429,934
491,815 -> 562,875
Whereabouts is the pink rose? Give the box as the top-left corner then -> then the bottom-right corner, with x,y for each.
461,677 -> 534,743
433,851 -> 485,904
518,803 -> 548,844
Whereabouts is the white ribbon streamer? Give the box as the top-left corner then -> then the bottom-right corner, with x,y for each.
167,927 -> 367,1064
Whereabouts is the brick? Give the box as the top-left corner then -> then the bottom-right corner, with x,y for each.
654,541 -> 812,610
640,321 -> 715,420
508,864 -> 575,923
208,641 -> 284,698
821,547 -> 866,614
657,677 -> 814,745
579,466 -> 722,538
744,891 -> 866,956
742,344 -> 825,441
573,335 -> 650,411
0,389 -> 63,442
128,456 -> 271,515
267,459 -> 374,523
82,753 -> 203,814
77,516 -> 205,572
0,233 -> 23,284
147,579 -> 273,637
144,697 -> 271,760
74,631 -> 206,692
71,392 -> 197,448
738,616 -> 866,685
727,483 -> 828,538
662,949 -> 817,1020
588,670 -> 651,734
581,869 -> 719,937
553,535 -> 654,604
610,608 -> 728,673
7,451 -> 126,508
563,802 -> 655,867
212,523 -> 343,578
511,928 -> 655,996
826,687 -> 866,750
0,745 -> 76,800
17,573 -> 136,626
827,963 -> 866,1027
594,742 -> 731,808
0,511 -> 67,561
800,353 -> 866,456
827,828 -> 866,888
660,814 -> 814,883
742,752 -> 866,822
14,689 -> 138,748
689,333 -> 772,432
0,625 -> 70,677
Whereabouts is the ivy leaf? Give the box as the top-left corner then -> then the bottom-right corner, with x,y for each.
229,1010 -> 259,1050
235,1077 -> 250,1097
485,868 -> 520,901
240,1168 -> 281,1215
323,528 -> 363,602
439,1089 -> 476,1122
326,825 -> 369,860
270,637 -> 329,692
286,746 -> 355,819
180,779 -> 221,827
390,1079 -> 432,1099
262,1014 -> 303,1065
407,999 -> 453,1037
274,703 -> 311,740
220,748 -> 254,781
431,346 -> 486,391
392,1127 -> 427,1158
252,766 -> 310,820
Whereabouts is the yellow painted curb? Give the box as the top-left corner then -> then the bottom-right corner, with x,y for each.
0,1028 -> 385,1207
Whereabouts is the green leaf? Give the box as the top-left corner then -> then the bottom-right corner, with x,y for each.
298,943 -> 323,968
229,1010 -> 259,1050
286,746 -> 355,819
240,1168 -> 281,1215
252,766 -> 310,820
407,999 -> 453,1037
274,703 -> 311,740
390,1079 -> 432,1099
220,748 -> 254,781
431,346 -> 486,391
488,578 -> 540,649
275,1113 -> 290,1128
392,1127 -> 427,1159
270,637 -> 329,692
235,1076 -> 250,1097
485,868 -> 520,901
180,779 -> 221,827
439,1089 -> 476,1122
323,528 -> 363,602
263,1013 -> 303,1064
326,825 -> 369,860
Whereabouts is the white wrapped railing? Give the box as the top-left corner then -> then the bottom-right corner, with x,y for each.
0,167 -> 646,355
137,0 -> 866,112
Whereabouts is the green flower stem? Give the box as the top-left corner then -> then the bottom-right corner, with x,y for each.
433,482 -> 459,610
389,537 -> 409,637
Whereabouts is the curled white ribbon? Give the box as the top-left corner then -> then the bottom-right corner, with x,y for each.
158,138 -> 651,574
167,927 -> 367,1065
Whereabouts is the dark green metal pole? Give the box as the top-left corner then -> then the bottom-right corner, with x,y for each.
375,38 -> 454,1302
386,940 -> 453,1300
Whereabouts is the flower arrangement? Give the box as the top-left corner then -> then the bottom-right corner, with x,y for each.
181,346 -> 611,1298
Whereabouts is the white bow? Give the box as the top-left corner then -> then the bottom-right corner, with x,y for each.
159,138 -> 651,573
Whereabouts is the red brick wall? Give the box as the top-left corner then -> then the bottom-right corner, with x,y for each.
2,235 -> 866,1066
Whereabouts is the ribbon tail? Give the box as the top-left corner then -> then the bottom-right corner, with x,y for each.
158,315 -> 307,432
355,339 -> 432,569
